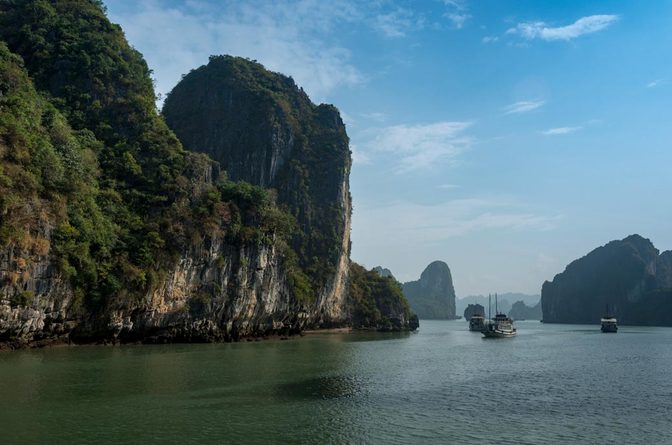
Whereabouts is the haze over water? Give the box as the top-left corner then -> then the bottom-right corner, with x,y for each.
1,321 -> 671,444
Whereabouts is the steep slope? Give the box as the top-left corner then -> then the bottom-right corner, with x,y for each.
541,234 -> 672,325
0,1 -> 414,347
162,55 -> 352,326
349,264 -> 418,331
402,261 -> 457,319
0,30 -> 300,346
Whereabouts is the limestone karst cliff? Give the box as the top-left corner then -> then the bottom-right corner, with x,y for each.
402,261 -> 457,319
162,55 -> 352,327
541,234 -> 672,326
0,0 -> 414,348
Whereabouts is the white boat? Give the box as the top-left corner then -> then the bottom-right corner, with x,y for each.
481,293 -> 517,338
482,313 -> 517,338
600,316 -> 618,333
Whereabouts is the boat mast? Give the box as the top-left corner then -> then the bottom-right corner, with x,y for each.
488,294 -> 491,320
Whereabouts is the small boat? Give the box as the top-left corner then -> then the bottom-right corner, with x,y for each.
601,315 -> 618,333
482,313 -> 517,338
469,314 -> 485,332
481,293 -> 517,338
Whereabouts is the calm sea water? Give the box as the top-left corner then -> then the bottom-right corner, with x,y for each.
1,321 -> 671,444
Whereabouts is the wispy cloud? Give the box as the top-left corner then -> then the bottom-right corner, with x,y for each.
503,100 -> 545,114
437,184 -> 460,189
374,8 -> 424,38
646,79 -> 667,88
507,14 -> 618,41
446,12 -> 471,29
367,121 -> 474,172
354,198 -> 559,243
482,36 -> 499,44
360,112 -> 387,123
350,143 -> 370,165
107,0 -> 364,103
443,0 -> 471,29
540,126 -> 581,136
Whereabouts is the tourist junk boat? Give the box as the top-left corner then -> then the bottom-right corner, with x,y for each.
600,305 -> 618,333
469,314 -> 485,332
482,293 -> 517,338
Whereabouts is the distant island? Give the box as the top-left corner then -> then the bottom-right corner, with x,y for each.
401,261 -> 457,319
542,234 -> 672,326
457,293 -> 540,319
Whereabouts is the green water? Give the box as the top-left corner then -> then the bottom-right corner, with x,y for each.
1,321 -> 671,444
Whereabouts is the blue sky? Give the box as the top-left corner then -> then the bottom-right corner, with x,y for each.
105,0 -> 672,296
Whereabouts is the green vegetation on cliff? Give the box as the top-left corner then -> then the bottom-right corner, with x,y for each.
163,55 -> 352,300
0,0 -> 410,340
348,263 -> 418,331
0,0 -> 297,309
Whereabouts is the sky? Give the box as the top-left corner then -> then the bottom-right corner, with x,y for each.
104,0 -> 672,296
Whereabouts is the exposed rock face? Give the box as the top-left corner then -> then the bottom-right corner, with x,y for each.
508,301 -> 542,321
0,0 -> 417,348
0,229 -> 308,348
163,55 -> 352,328
463,304 -> 485,320
402,261 -> 457,319
541,234 -> 672,325
372,267 -> 394,279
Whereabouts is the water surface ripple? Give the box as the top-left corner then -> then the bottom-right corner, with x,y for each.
1,321 -> 671,444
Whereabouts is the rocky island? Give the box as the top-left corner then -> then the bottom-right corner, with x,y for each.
0,0 -> 416,349
541,234 -> 672,326
401,261 -> 457,319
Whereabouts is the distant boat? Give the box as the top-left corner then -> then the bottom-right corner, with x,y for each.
482,293 -> 517,338
469,314 -> 485,332
601,316 -> 618,333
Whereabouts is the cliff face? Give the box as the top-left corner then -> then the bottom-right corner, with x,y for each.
0,1 -> 414,348
162,55 -> 352,328
402,261 -> 457,319
1,234 -> 304,347
541,235 -> 672,325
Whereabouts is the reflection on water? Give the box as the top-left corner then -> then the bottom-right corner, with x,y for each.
1,321 -> 671,444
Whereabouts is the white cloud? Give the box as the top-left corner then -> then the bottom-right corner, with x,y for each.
350,143 -> 370,165
540,126 -> 581,135
374,8 -> 424,38
646,79 -> 667,88
437,184 -> 460,189
442,0 -> 470,29
482,36 -> 499,44
446,12 -> 471,29
360,112 -> 387,123
503,100 -> 545,114
368,121 -> 474,172
107,0 -> 363,103
506,14 -> 618,41
354,198 -> 559,244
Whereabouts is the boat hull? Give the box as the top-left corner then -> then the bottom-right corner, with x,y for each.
482,330 -> 516,338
